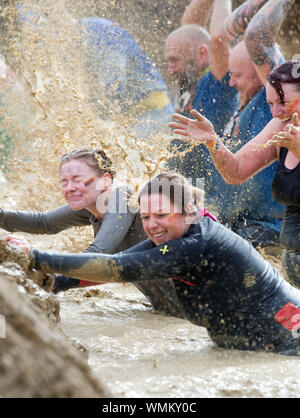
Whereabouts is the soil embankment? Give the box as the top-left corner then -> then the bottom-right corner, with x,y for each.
0,239 -> 110,397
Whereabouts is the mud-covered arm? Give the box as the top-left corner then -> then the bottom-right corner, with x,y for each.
244,0 -> 294,85
225,0 -> 269,45
30,236 -> 199,284
0,205 -> 91,234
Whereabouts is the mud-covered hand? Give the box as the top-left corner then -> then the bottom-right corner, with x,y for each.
273,113 -> 300,159
169,109 -> 218,147
1,234 -> 31,254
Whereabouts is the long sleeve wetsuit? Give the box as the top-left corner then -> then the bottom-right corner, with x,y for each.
31,217 -> 300,355
0,187 -> 143,253
0,187 -> 183,317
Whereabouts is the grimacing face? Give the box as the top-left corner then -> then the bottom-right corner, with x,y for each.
60,159 -> 104,212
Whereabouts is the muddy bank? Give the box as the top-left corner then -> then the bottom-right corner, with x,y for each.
0,232 -> 297,399
0,240 -> 110,398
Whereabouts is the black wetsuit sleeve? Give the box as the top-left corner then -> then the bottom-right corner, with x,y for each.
0,205 -> 91,234
31,233 -> 200,283
121,238 -> 154,253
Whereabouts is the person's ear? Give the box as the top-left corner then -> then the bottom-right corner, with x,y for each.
198,45 -> 208,59
185,202 -> 196,216
98,173 -> 112,192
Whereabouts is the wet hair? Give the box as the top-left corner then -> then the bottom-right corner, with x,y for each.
60,148 -> 116,179
267,61 -> 300,105
138,172 -> 204,215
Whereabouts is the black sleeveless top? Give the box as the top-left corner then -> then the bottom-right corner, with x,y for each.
272,147 -> 300,208
272,148 -> 300,251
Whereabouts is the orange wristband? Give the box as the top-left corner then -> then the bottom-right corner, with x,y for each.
206,137 -> 221,150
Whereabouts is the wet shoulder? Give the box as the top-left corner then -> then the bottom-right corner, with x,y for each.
186,217 -> 221,244
190,217 -> 253,254
67,206 -> 91,221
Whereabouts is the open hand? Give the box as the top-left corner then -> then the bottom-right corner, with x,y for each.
168,109 -> 218,146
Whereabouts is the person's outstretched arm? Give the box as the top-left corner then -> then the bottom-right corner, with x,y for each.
169,109 -> 284,184
209,0 -> 232,80
0,205 -> 91,235
244,0 -> 294,85
181,0 -> 233,80
30,233 -> 200,284
225,0 -> 269,45
181,0 -> 214,26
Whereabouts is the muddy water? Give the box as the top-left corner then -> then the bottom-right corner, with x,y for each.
15,231 -> 299,398
6,225 -> 300,398
57,283 -> 300,398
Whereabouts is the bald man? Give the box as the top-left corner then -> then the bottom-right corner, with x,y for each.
165,25 -> 210,87
164,8 -> 238,135
165,1 -> 238,199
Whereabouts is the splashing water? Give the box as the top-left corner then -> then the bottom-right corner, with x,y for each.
0,0 -> 179,215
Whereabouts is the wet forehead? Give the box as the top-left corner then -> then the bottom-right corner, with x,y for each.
229,42 -> 253,73
60,159 -> 94,179
165,35 -> 194,59
140,193 -> 178,214
266,81 -> 299,102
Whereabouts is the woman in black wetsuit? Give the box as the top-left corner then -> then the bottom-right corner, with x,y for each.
170,61 -> 300,285
23,172 -> 300,355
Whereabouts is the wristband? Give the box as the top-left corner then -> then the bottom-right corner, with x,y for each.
206,137 -> 221,151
